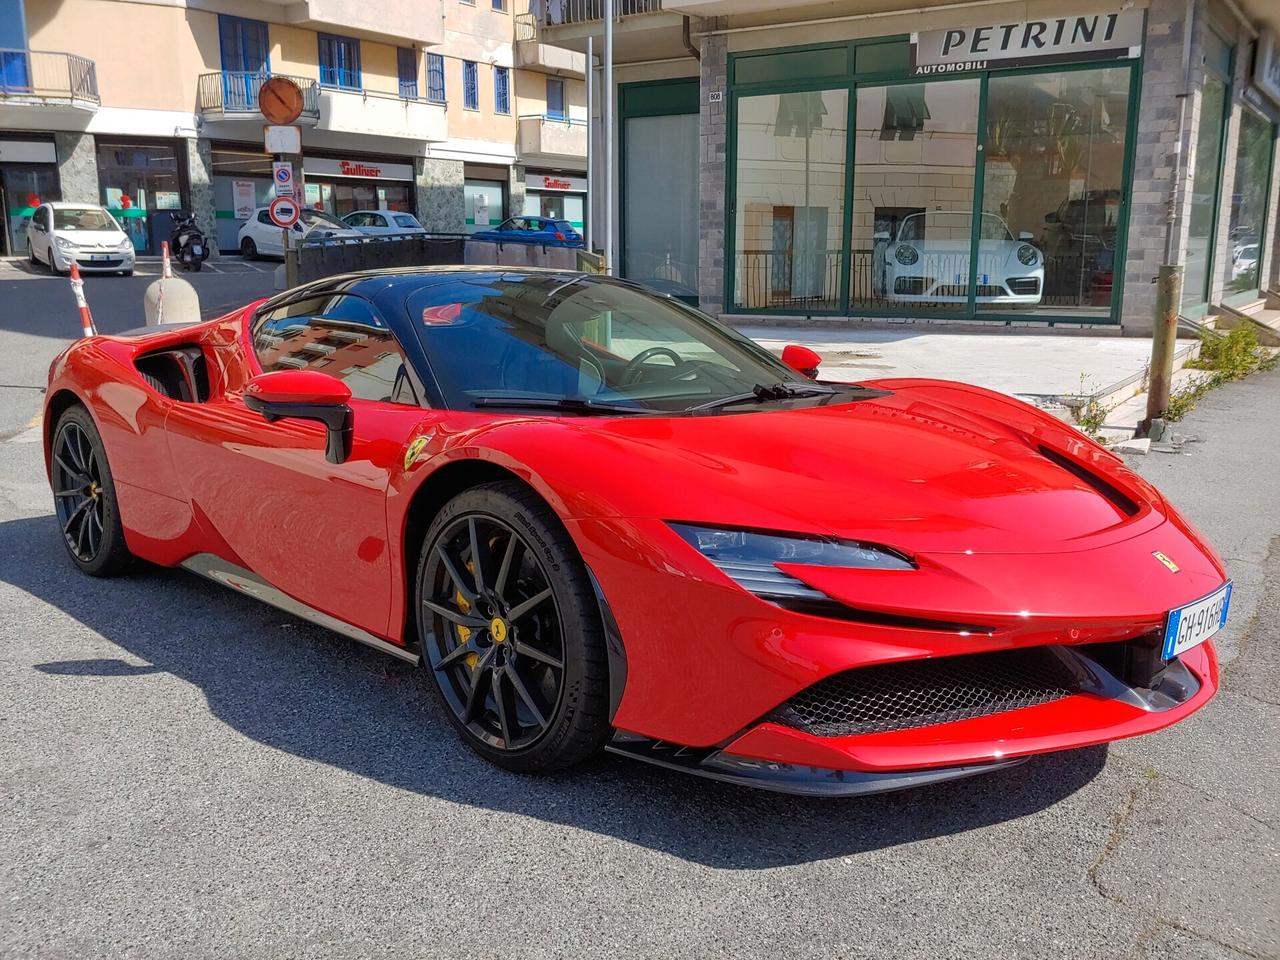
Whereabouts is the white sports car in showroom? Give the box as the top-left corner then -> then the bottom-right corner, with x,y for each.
881,211 -> 1043,306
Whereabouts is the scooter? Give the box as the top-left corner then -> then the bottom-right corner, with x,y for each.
169,213 -> 209,272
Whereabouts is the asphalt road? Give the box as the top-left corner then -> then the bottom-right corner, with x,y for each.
0,267 -> 1276,959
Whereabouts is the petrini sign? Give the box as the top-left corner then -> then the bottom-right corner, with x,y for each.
910,10 -> 1144,76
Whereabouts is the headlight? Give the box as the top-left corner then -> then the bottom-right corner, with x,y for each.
670,523 -> 914,601
117,237 -> 134,251
894,244 -> 919,266
55,235 -> 76,249
1017,243 -> 1038,266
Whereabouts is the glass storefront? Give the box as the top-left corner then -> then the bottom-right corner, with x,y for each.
624,112 -> 699,298
0,162 -> 60,257
850,79 -> 977,313
735,88 -> 847,310
96,140 -> 185,254
1182,31 -> 1233,314
979,67 -> 1132,316
464,170 -> 507,234
725,39 -> 1141,323
1225,107 -> 1277,298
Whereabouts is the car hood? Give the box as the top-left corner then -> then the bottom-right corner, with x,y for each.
500,381 -> 1167,556
57,230 -> 128,247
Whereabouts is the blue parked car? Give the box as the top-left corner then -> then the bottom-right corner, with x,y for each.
473,216 -> 583,248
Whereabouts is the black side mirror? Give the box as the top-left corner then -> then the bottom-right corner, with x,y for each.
1044,212 -> 1060,224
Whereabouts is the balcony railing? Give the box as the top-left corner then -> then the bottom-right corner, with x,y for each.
0,49 -> 98,102
537,0 -> 663,27
197,72 -> 320,121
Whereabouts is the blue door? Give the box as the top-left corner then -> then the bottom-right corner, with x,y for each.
218,16 -> 269,110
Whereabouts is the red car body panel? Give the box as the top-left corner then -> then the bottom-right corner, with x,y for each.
43,291 -> 1226,783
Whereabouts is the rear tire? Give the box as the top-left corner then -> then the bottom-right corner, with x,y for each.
416,481 -> 611,773
27,242 -> 36,266
190,259 -> 203,272
51,406 -> 134,577
240,237 -> 257,260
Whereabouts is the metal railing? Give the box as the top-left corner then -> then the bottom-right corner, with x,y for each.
538,0 -> 663,27
0,49 -> 98,102
518,113 -> 587,125
196,72 -> 320,119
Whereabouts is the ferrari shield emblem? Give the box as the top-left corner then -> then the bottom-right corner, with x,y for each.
404,436 -> 429,471
1152,551 -> 1180,573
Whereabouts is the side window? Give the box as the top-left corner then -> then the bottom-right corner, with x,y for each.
257,210 -> 272,225
372,214 -> 388,228
345,213 -> 367,227
251,293 -> 419,406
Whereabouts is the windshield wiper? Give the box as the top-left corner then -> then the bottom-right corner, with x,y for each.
471,394 -> 656,416
687,382 -> 838,413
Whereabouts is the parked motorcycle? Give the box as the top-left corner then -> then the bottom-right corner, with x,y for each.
169,213 -> 209,272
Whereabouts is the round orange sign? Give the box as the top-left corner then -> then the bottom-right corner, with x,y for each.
258,76 -> 305,125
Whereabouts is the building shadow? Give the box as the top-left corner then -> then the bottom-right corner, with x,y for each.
2,514 -> 1106,868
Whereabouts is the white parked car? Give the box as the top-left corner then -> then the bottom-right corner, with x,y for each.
26,202 -> 135,276
342,209 -> 427,236
237,207 -> 363,260
880,211 -> 1043,306
1232,243 -> 1259,280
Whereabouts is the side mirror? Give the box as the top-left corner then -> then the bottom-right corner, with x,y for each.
243,370 -> 354,464
781,344 -> 822,379
1018,230 -> 1035,241
1044,212 -> 1060,224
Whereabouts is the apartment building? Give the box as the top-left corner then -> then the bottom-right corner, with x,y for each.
537,0 -> 1280,335
0,0 -> 589,256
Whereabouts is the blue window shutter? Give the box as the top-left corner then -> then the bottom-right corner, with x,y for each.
397,47 -> 417,98
427,54 -> 445,102
463,61 -> 478,110
494,66 -> 509,114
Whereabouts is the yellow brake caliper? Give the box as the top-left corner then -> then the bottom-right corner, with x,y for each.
456,561 -> 480,671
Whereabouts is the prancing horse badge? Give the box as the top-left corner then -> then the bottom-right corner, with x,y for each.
1152,551 -> 1180,573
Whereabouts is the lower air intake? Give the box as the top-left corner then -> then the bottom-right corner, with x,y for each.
773,646 -> 1080,737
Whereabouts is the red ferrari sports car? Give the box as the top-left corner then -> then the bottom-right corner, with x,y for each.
43,267 -> 1230,795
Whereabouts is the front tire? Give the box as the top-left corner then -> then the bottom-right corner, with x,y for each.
416,481 -> 610,773
240,237 -> 257,260
51,406 -> 134,577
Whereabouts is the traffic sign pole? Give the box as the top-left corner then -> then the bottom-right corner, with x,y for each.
258,77 -> 306,291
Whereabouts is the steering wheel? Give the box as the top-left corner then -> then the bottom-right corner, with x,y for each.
622,346 -> 686,385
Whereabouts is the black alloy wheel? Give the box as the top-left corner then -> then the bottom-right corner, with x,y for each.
418,482 -> 610,772
51,407 -> 133,576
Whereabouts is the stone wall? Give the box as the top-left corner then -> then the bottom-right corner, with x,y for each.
697,18 -> 727,315
184,138 -> 218,256
53,132 -> 98,204
509,163 -> 526,220
415,157 -> 466,232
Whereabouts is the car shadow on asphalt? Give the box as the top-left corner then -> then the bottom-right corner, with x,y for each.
2,514 -> 1106,869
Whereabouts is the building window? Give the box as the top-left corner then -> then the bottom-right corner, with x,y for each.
494,66 -> 510,114
1182,29 -> 1233,315
217,15 -> 270,111
426,53 -> 445,103
492,0 -> 507,10
463,60 -> 479,110
397,47 -> 418,99
318,33 -> 361,90
546,77 -> 565,119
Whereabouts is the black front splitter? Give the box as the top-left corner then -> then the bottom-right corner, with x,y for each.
606,735 -> 1026,798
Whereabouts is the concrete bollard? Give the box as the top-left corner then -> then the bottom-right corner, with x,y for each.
144,272 -> 201,325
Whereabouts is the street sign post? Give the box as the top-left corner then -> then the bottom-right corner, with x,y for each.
259,76 -> 306,291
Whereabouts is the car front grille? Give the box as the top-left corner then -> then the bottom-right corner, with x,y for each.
75,256 -> 124,268
771,646 -> 1080,737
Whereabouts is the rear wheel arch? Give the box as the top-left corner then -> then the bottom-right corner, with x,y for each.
44,389 -> 88,471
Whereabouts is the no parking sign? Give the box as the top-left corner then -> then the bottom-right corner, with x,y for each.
272,161 -> 295,199
268,195 -> 300,228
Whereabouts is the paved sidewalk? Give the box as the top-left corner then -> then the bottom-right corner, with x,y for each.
745,324 -> 1175,401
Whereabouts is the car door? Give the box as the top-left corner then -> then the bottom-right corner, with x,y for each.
369,213 -> 391,235
253,209 -> 285,255
164,290 -> 432,637
26,204 -> 47,260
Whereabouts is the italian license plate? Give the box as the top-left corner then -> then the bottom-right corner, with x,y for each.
1162,582 -> 1231,659
90,254 -> 110,262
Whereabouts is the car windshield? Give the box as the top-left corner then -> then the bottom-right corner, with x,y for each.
53,208 -> 119,232
300,209 -> 350,228
899,213 -> 1012,242
394,215 -> 420,228
407,275 -> 816,414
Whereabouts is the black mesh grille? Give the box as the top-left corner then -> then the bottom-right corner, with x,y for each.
773,647 -> 1080,737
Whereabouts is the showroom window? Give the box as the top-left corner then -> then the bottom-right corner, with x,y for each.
733,88 -> 848,310
1182,29 -> 1233,315
1224,108 -> 1277,300
723,38 -> 1140,323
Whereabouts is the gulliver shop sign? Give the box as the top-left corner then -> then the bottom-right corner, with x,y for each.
911,9 -> 1144,76
302,157 -> 414,181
